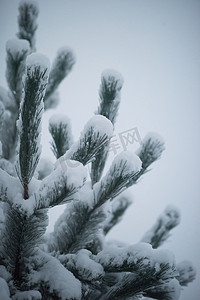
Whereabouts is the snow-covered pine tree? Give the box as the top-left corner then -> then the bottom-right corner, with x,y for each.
0,1 -> 196,299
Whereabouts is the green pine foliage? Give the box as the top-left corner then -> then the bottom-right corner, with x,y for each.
0,1 -> 196,299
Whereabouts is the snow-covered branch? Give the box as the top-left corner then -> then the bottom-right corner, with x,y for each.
141,205 -> 180,248
16,53 -> 49,199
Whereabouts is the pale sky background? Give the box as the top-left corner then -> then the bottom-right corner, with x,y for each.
0,0 -> 199,299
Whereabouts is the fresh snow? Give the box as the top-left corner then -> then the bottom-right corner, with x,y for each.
0,278 -> 10,300
177,260 -> 197,283
75,249 -> 104,280
59,249 -> 105,281
0,265 -> 11,283
0,168 -> 23,204
49,113 -> 73,149
96,243 -> 175,270
166,278 -> 181,300
49,113 -> 71,127
36,157 -> 54,179
141,205 -> 180,245
51,161 -> 86,189
56,46 -> 76,64
112,190 -> 133,212
63,115 -> 113,161
26,53 -> 50,74
76,181 -> 94,208
33,161 -> 87,209
111,151 -> 142,175
81,115 -> 113,139
142,131 -> 165,146
6,38 -> 30,58
101,69 -> 124,91
19,0 -> 39,11
137,131 -> 165,161
0,141 -> 2,156
150,278 -> 181,300
0,87 -> 12,109
30,252 -> 82,300
12,290 -> 42,300
0,99 -> 4,117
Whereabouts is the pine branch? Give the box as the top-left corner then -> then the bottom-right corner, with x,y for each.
143,278 -> 181,300
124,132 -> 165,187
91,70 -> 124,184
58,249 -> 104,283
101,265 -> 177,299
48,193 -> 107,254
44,47 -> 75,109
6,39 -> 30,106
100,264 -> 174,300
98,244 -> 177,300
141,206 -> 180,248
1,206 -> 48,284
97,70 -> 124,124
104,192 -> 133,235
34,163 -> 86,209
96,243 -> 176,275
16,53 -> 49,199
90,146 -> 109,185
176,261 -> 196,286
94,152 -> 142,208
29,251 -> 82,300
51,153 -> 141,255
136,132 -> 165,172
36,157 -> 54,180
63,115 -> 113,166
17,0 -> 39,51
50,152 -> 141,256
96,245 -> 179,298
49,114 -> 73,159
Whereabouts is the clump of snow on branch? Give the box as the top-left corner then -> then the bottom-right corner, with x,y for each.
49,114 -> 71,127
81,115 -> 113,140
62,115 -> 113,165
33,161 -> 87,210
18,0 -> 39,50
141,205 -> 180,248
55,46 -> 76,73
29,253 -> 82,300
96,243 -> 176,271
59,249 -> 105,282
26,53 -> 50,74
36,157 -> 54,179
6,38 -> 30,59
43,161 -> 86,192
12,290 -> 42,300
176,261 -> 197,286
0,278 -> 10,300
136,132 -> 165,168
112,151 -> 142,175
101,69 -> 124,91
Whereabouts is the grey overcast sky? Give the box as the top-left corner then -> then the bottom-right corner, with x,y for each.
0,0 -> 200,299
